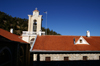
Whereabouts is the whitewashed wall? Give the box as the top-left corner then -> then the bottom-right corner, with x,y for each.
33,54 -> 100,61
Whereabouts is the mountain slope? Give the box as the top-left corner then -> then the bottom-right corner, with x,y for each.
0,11 -> 60,35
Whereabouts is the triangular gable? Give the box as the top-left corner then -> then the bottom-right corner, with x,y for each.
75,36 -> 89,45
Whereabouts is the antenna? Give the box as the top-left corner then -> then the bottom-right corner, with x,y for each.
44,11 -> 47,35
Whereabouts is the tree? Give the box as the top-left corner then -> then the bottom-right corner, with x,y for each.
0,11 -> 61,35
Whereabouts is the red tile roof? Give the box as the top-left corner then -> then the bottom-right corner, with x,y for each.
32,35 -> 100,51
0,28 -> 27,43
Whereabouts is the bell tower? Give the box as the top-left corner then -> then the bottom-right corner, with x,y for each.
22,8 -> 45,43
28,8 -> 42,32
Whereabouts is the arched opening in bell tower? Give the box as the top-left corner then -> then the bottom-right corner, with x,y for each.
33,20 -> 37,31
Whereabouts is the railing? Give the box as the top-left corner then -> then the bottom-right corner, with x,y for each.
22,31 -> 45,36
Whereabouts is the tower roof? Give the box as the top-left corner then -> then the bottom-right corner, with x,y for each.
33,8 -> 39,12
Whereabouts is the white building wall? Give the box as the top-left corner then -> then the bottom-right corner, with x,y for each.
22,36 -> 36,43
22,36 -> 29,43
33,54 -> 100,61
33,54 -> 37,61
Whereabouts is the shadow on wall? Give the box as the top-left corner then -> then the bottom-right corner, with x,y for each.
0,39 -> 30,66
32,60 -> 100,66
0,47 -> 12,66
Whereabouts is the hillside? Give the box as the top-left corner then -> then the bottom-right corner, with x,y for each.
0,11 -> 60,35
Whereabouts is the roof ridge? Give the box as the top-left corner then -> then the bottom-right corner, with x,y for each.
0,28 -> 27,43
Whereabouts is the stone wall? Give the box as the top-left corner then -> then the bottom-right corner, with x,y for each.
33,53 -> 100,61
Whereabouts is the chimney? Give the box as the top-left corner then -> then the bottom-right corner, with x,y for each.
86,30 -> 90,37
39,30 -> 41,36
10,28 -> 13,33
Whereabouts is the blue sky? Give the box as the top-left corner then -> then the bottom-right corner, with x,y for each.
0,0 -> 100,36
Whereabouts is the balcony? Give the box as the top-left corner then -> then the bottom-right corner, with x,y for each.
22,31 -> 45,36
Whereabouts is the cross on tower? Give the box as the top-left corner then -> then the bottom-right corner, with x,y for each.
35,8 -> 37,10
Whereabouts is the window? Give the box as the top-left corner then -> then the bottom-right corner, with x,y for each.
80,39 -> 82,43
33,20 -> 37,31
64,57 -> 69,61
0,49 -> 11,64
83,56 -> 87,60
45,57 -> 50,61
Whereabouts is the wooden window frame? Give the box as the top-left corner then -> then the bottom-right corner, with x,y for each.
45,57 -> 50,61
64,57 -> 69,61
83,56 -> 87,61
80,39 -> 82,43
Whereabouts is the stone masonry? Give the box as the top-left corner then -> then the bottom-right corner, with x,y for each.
33,54 -> 100,61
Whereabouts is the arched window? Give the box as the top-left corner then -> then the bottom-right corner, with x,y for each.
33,20 -> 37,31
0,47 -> 12,65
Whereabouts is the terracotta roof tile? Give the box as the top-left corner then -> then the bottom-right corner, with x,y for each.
32,35 -> 100,51
0,28 -> 27,43
74,37 -> 80,43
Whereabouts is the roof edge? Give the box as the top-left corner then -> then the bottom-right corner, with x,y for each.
30,50 -> 100,53
30,35 -> 37,51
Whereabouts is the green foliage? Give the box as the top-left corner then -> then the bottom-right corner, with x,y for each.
41,27 -> 61,35
0,11 -> 61,35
